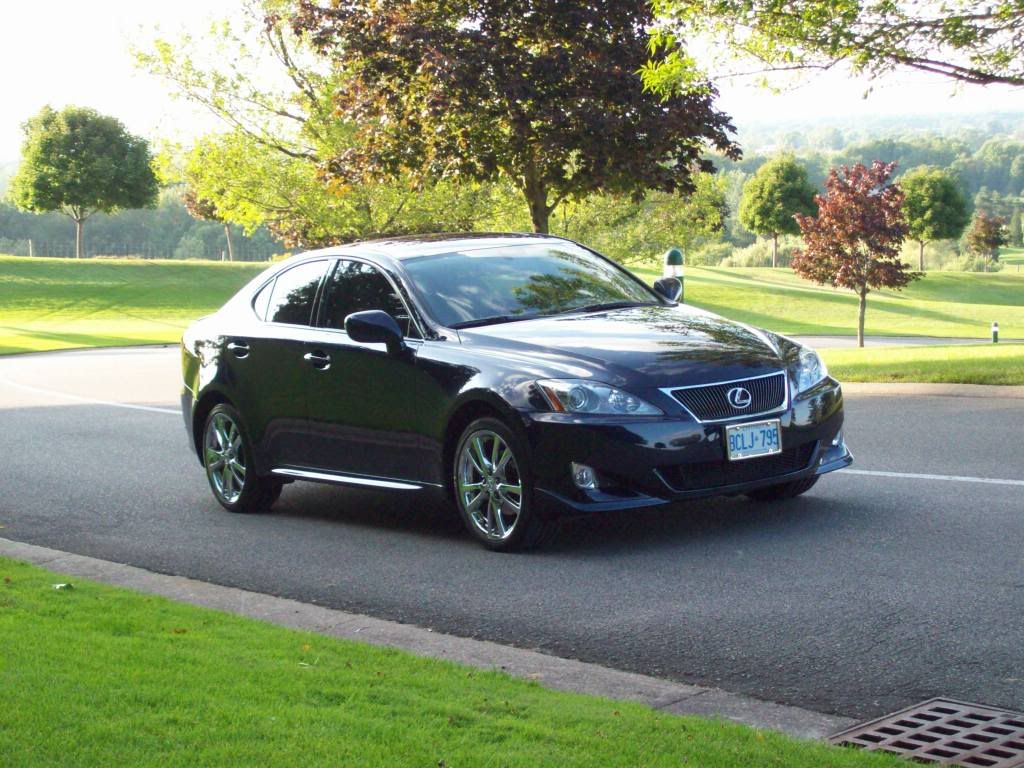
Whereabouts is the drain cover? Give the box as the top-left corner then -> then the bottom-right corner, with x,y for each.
830,698 -> 1024,767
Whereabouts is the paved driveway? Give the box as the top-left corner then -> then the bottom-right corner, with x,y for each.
1,347 -> 1021,719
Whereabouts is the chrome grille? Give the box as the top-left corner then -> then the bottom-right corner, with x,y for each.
668,372 -> 787,422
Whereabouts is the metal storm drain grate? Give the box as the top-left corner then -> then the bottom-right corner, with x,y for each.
830,698 -> 1024,767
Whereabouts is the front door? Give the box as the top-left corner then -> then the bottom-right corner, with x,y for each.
302,259 -> 445,485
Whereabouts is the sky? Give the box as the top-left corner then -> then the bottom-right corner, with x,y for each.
2,1 -> 1023,163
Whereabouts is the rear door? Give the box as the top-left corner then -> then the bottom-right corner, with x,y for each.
223,258 -> 330,470
302,258 -> 445,484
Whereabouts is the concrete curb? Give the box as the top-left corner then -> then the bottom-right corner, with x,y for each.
843,382 -> 1024,398
0,536 -> 853,741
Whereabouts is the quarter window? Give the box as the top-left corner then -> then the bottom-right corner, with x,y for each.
320,260 -> 420,339
266,260 -> 328,325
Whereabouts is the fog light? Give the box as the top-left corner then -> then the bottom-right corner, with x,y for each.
571,462 -> 599,490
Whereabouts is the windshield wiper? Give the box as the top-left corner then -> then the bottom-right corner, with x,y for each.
563,300 -> 656,314
451,314 -> 531,329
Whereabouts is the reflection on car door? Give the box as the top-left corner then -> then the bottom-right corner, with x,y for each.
302,258 -> 447,486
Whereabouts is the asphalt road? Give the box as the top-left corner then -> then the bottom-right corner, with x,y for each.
1,347 -> 1022,720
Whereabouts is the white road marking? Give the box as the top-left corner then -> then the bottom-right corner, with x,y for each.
0,377 -> 180,415
843,468 -> 1024,488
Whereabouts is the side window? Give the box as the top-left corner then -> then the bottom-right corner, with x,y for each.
320,259 -> 420,339
266,261 -> 327,326
252,280 -> 274,320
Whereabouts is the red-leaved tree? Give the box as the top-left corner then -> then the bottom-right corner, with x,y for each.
793,161 -> 919,347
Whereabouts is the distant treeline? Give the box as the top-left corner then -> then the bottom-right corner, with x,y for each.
0,188 -> 283,261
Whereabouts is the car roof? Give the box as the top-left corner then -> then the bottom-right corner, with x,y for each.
299,232 -> 572,261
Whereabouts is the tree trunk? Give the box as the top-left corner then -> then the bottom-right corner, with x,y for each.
223,222 -> 235,262
857,288 -> 868,348
771,233 -> 778,268
75,218 -> 84,259
525,187 -> 550,234
918,240 -> 925,271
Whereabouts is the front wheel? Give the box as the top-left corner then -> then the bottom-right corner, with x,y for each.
745,475 -> 819,502
453,417 -> 556,552
203,404 -> 281,513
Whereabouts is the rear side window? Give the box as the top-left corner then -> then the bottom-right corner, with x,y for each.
252,280 -> 274,320
266,261 -> 327,325
319,259 -> 420,339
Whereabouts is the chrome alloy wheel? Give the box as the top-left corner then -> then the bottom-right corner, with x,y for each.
204,411 -> 247,504
456,429 -> 523,541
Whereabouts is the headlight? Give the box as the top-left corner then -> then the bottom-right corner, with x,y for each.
794,346 -> 828,393
537,379 -> 662,415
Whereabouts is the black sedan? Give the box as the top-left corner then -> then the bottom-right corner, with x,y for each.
181,234 -> 851,551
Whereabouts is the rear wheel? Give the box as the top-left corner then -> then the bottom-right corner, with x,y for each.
453,417 -> 556,552
203,404 -> 281,513
746,476 -> 819,502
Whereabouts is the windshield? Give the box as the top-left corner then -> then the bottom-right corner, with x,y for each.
401,243 -> 659,328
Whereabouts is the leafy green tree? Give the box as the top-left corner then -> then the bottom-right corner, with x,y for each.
138,3 -> 498,247
644,1 -> 1024,96
9,106 -> 158,258
289,0 -> 738,234
183,188 -> 235,261
738,154 -> 817,267
965,211 -> 1009,262
793,162 -> 918,348
1009,209 -> 1023,248
900,166 -> 970,271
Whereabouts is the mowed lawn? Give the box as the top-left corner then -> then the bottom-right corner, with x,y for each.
0,255 -> 266,355
1,254 -> 1021,359
0,556 -> 903,768
631,264 -> 1024,340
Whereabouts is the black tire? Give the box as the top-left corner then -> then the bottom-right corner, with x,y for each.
452,416 -> 558,552
745,475 -> 819,502
202,404 -> 280,513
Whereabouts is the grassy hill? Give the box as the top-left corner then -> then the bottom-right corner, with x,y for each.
0,256 -> 266,355
0,254 -> 1020,360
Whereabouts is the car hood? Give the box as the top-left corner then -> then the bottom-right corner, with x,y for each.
457,304 -> 789,388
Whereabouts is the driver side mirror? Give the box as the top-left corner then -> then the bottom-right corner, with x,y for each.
344,310 -> 406,355
653,277 -> 683,302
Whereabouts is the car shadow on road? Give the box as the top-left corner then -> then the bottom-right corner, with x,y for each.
542,493 -> 857,556
269,482 -> 467,541
267,480 -> 858,555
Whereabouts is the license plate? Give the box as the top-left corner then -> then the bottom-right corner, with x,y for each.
725,419 -> 782,461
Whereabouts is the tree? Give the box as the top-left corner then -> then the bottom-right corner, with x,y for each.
138,3 -> 501,247
9,106 -> 158,258
644,1 -> 1024,96
183,188 -> 235,261
965,211 -> 1009,262
900,166 -> 970,271
1010,210 -> 1023,248
792,162 -> 918,348
289,0 -> 738,234
738,154 -> 817,267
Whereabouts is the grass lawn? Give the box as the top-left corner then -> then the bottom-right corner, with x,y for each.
1001,246 -> 1024,269
822,343 -> 1024,385
0,255 -> 265,355
2,255 -> 1022,383
631,264 -> 1024,340
0,556 -> 901,768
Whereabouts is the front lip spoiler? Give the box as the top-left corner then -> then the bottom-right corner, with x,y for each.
535,444 -> 854,515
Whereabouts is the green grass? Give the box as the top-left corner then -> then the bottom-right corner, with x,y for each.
1001,246 -> 1024,268
821,343 -> 1024,385
0,556 -> 902,768
633,265 -> 1024,340
0,255 -> 265,355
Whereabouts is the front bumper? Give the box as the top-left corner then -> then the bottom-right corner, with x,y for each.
523,378 -> 851,515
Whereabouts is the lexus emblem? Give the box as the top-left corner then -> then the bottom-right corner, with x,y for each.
727,386 -> 752,409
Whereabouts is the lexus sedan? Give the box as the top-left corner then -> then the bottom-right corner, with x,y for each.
181,233 -> 851,551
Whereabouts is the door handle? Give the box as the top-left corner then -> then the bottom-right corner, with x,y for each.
227,341 -> 250,358
303,350 -> 331,370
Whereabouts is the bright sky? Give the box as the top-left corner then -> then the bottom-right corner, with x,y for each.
2,1 -> 1022,163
